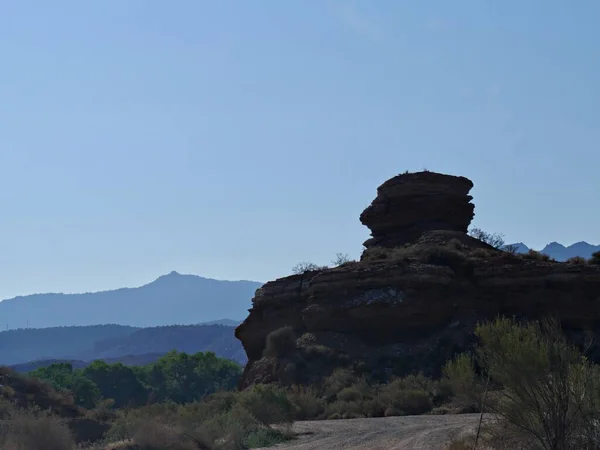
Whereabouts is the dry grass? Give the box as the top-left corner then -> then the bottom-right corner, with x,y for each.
0,409 -> 76,450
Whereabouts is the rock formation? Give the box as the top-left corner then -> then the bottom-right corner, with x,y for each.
235,171 -> 600,388
360,171 -> 475,248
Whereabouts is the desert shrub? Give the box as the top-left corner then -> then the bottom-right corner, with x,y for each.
291,262 -> 327,274
380,388 -> 432,416
244,426 -> 293,448
199,401 -> 290,448
0,398 -> 17,420
589,251 -> 600,265
0,367 -> 82,418
337,386 -> 364,403
0,409 -> 76,450
475,317 -> 600,450
361,396 -> 386,418
263,326 -> 296,358
425,247 -> 471,274
324,399 -> 365,420
86,398 -> 118,422
102,387 -> 293,449
468,228 -> 506,249
321,368 -> 359,400
379,376 -> 435,415
566,255 -> 587,264
470,247 -> 494,259
236,384 -> 293,426
286,386 -> 325,420
132,418 -> 201,450
442,353 -> 480,410
386,372 -> 436,393
301,344 -> 336,360
522,249 -> 551,261
331,253 -> 353,266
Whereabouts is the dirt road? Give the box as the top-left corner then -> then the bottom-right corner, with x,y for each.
262,414 -> 487,450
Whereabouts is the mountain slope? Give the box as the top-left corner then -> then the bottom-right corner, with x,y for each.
0,325 -> 138,366
506,241 -> 600,261
0,323 -> 245,366
0,271 -> 262,329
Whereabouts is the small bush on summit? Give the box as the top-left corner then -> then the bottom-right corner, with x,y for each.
590,251 -> 600,265
566,256 -> 587,265
291,262 -> 327,274
264,327 -> 296,358
468,228 -> 506,249
331,253 -> 354,266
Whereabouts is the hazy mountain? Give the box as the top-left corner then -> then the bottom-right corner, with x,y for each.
0,323 -> 245,366
0,272 -> 261,330
506,241 -> 600,261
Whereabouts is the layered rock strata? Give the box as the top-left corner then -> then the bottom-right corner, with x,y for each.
360,171 -> 475,249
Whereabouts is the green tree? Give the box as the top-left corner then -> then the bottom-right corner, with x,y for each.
30,363 -> 100,409
82,361 -> 148,408
145,351 -> 242,404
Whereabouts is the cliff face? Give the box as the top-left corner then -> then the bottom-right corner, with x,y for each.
235,171 -> 600,388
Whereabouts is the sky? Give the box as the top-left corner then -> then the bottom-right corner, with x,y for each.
1,0 -> 599,299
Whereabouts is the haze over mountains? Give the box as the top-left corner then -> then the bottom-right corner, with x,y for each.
0,323 -> 246,367
0,271 -> 262,330
507,241 -> 600,261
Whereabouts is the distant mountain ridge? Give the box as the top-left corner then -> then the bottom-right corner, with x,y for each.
0,272 -> 262,330
506,241 -> 600,261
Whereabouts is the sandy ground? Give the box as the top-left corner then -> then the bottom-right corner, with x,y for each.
260,414 -> 488,450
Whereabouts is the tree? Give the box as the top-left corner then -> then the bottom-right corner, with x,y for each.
331,253 -> 352,266
30,363 -> 100,409
144,351 -> 242,404
82,361 -> 148,408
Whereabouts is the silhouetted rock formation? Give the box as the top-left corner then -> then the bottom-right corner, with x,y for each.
360,171 -> 475,249
235,171 -> 600,389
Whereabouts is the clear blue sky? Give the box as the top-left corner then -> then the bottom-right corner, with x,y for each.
1,1 -> 599,299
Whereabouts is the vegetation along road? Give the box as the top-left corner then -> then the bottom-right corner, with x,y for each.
262,413 -> 487,450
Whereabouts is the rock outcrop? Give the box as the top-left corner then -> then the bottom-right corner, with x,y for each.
235,171 -> 600,388
360,171 -> 475,249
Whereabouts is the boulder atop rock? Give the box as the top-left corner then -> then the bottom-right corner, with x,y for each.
360,171 -> 475,249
